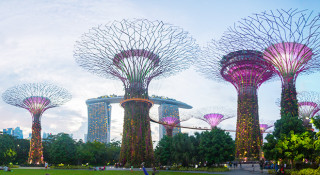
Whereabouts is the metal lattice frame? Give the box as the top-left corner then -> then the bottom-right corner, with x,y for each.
260,124 -> 274,134
224,9 -> 320,118
75,19 -> 198,99
74,19 -> 198,167
160,117 -> 183,137
195,112 -> 234,129
2,82 -> 71,164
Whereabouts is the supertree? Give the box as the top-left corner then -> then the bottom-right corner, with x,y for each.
259,122 -> 274,159
2,83 -> 71,164
159,117 -> 189,137
298,91 -> 320,129
198,38 -> 275,160
193,107 -> 234,129
198,113 -> 233,129
74,19 -> 198,166
225,9 -> 320,118
259,123 -> 274,141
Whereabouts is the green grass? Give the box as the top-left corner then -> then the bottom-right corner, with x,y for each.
0,169 -> 221,175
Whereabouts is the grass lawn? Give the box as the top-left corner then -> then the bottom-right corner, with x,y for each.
0,169 -> 221,175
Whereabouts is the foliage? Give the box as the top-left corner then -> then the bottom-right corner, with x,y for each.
311,115 -> 320,130
0,134 -> 30,165
154,136 -> 173,165
276,131 -> 314,167
199,128 -> 234,165
15,138 -> 30,164
273,114 -> 306,139
290,168 -> 320,175
49,133 -> 77,164
155,128 -> 235,167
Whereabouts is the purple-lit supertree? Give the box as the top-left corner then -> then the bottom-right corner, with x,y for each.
2,83 -> 71,164
74,19 -> 198,166
159,117 -> 188,137
298,91 -> 320,129
226,9 -> 320,118
198,39 -> 275,160
194,109 -> 234,129
260,123 -> 274,141
259,123 -> 274,159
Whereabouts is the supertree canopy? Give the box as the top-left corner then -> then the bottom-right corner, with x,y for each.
74,19 -> 198,166
198,38 -> 275,160
225,9 -> 320,118
260,124 -> 274,135
196,113 -> 233,129
2,83 -> 71,164
298,91 -> 320,129
159,117 -> 183,137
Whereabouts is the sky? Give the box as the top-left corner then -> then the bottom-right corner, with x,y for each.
1,0 -> 320,143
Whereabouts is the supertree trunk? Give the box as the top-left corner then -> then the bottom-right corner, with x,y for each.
119,88 -> 154,167
28,114 -> 44,164
281,78 -> 298,118
235,88 -> 261,161
166,128 -> 173,137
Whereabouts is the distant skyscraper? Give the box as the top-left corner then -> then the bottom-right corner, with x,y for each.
14,127 -> 23,139
159,104 -> 181,140
84,134 -> 87,143
86,100 -> 111,144
42,132 -> 52,139
3,128 -> 14,135
3,127 -> 23,139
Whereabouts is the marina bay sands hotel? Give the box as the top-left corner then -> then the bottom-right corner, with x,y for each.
85,95 -> 192,143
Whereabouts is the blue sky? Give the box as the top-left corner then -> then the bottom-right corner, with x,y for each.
0,0 -> 320,142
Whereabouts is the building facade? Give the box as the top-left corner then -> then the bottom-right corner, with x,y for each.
86,101 -> 111,144
3,127 -> 23,139
158,104 -> 181,140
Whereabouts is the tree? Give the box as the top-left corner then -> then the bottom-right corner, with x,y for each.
49,133 -> 77,164
311,115 -> 320,130
199,128 -> 234,165
0,134 -> 16,165
154,136 -> 173,166
14,138 -> 30,164
106,140 -> 121,164
171,133 -> 194,167
273,115 -> 306,139
275,131 -> 314,168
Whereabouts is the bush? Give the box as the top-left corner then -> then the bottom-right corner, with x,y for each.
290,168 -> 320,175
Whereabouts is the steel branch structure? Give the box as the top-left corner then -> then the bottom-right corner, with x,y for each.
159,117 -> 184,137
194,108 -> 234,129
298,91 -> 320,129
74,19 -> 198,167
225,9 -> 320,118
2,83 -> 71,164
198,38 -> 275,160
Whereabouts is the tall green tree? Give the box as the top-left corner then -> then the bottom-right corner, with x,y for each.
199,128 -> 234,165
273,115 -> 306,139
154,136 -> 173,165
14,138 -> 30,164
275,131 -> 314,168
49,133 -> 77,164
172,133 -> 194,167
0,134 -> 16,165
